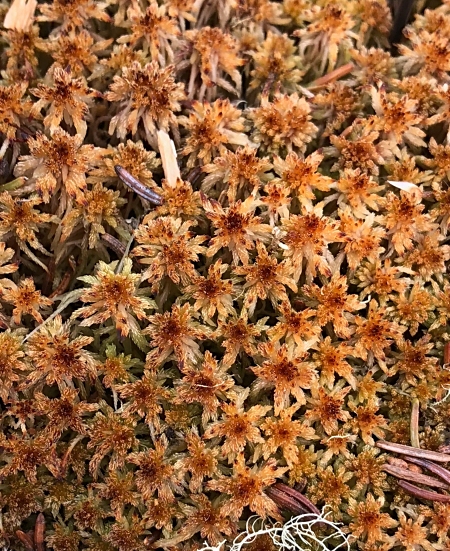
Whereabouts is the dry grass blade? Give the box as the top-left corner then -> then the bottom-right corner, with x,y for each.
157,129 -> 181,186
4,0 -> 37,31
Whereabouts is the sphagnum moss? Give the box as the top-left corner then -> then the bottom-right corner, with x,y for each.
2,0 -> 450,550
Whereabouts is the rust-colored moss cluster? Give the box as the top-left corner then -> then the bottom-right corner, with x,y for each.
1,0 -> 450,550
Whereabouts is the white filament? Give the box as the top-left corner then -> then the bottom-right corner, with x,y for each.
199,510 -> 351,551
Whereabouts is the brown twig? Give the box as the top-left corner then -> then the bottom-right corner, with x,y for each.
34,513 -> 45,551
16,530 -> 34,551
410,398 -> 420,449
114,165 -> 163,205
186,166 -> 202,184
101,233 -> 127,257
397,480 -> 450,502
266,483 -> 321,517
307,63 -> 355,90
266,486 -> 314,517
444,342 -> 450,365
49,256 -> 75,299
376,440 -> 450,462
382,464 -> 450,490
274,483 -> 322,515
405,457 -> 450,486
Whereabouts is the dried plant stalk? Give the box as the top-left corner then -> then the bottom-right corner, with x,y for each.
15,530 -> 34,551
308,63 -> 355,90
101,233 -> 127,257
382,463 -> 450,490
376,440 -> 450,462
35,513 -> 45,551
265,483 -> 321,517
49,257 -> 75,299
405,457 -> 450,486
444,342 -> 450,365
115,165 -> 163,205
397,480 -> 450,503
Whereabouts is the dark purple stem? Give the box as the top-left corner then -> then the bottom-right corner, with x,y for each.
398,480 -> 450,502
376,440 -> 450,462
115,165 -> 163,205
271,483 -> 322,516
406,457 -> 450,486
382,463 -> 450,490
